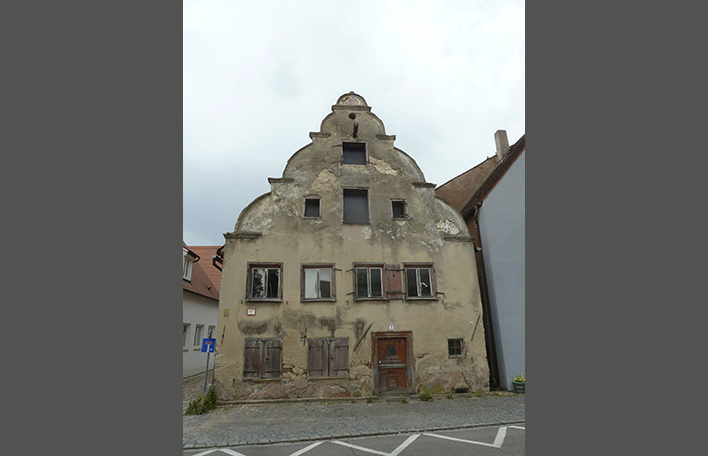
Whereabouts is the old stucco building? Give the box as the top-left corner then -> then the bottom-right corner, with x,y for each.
214,92 -> 489,400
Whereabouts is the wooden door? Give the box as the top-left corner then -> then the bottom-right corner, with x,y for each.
376,337 -> 408,395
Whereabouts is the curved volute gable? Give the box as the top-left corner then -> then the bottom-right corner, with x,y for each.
233,92 -> 469,245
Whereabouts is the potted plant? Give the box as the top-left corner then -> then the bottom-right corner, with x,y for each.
512,372 -> 525,394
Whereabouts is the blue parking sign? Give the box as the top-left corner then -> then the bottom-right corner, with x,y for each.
201,338 -> 216,353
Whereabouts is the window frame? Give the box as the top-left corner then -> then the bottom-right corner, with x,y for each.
301,263 -> 336,302
303,196 -> 322,219
342,188 -> 370,225
183,324 -> 190,351
448,338 -> 465,358
307,337 -> 350,378
353,263 -> 386,301
391,199 -> 408,220
341,142 -> 367,165
246,262 -> 283,302
243,338 -> 283,380
403,263 -> 437,300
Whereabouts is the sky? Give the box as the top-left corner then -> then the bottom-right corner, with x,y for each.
184,0 -> 524,247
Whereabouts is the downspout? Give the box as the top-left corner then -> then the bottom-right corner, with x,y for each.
470,202 -> 501,390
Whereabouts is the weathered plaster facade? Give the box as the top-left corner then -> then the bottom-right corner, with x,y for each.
214,93 -> 489,400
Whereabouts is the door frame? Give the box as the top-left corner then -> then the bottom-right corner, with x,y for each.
371,331 -> 415,396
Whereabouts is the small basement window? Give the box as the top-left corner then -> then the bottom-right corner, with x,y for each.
304,197 -> 321,218
391,200 -> 408,219
342,142 -> 367,165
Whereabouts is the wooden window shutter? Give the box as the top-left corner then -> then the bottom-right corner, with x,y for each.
263,339 -> 282,378
385,265 -> 403,299
329,337 -> 349,377
243,339 -> 262,378
307,338 -> 327,377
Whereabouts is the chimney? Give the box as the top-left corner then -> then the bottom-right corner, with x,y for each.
494,130 -> 509,163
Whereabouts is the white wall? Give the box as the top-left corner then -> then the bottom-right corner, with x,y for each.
479,151 -> 525,390
183,291 -> 219,378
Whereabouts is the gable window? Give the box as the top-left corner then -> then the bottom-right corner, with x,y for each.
183,247 -> 197,281
448,338 -> 465,358
243,338 -> 282,379
354,264 -> 384,299
343,189 -> 369,224
307,337 -> 349,377
302,264 -> 335,301
404,263 -> 436,299
342,142 -> 366,165
247,263 -> 283,301
391,200 -> 408,219
304,197 -> 321,218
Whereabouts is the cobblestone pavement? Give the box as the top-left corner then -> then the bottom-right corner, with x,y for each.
182,387 -> 525,450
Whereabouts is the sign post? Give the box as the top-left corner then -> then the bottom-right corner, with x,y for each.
201,328 -> 216,395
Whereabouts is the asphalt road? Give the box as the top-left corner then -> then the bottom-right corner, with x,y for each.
183,423 -> 525,456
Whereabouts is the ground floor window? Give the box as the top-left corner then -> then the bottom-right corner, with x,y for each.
307,337 -> 349,377
243,338 -> 283,379
448,338 -> 465,358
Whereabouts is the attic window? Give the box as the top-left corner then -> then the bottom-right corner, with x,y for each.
342,142 -> 366,165
391,200 -> 408,219
183,247 -> 195,281
304,197 -> 321,218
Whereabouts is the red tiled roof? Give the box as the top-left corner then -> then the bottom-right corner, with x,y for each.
183,244 -> 222,301
189,245 -> 223,292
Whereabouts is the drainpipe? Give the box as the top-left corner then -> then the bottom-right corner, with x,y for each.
470,203 -> 501,390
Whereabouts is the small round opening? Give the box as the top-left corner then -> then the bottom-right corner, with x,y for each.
348,113 -> 356,119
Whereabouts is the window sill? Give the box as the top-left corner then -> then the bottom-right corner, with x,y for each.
353,297 -> 388,302
307,375 -> 350,380
242,377 -> 282,382
302,299 -> 337,303
404,297 -> 439,302
183,348 -> 189,352
245,299 -> 283,303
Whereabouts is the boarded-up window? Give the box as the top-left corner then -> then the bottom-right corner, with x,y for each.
354,264 -> 384,299
302,264 -> 335,301
385,265 -> 403,299
343,189 -> 369,224
247,263 -> 283,301
307,337 -> 349,377
404,264 -> 436,299
243,339 -> 282,379
342,142 -> 366,165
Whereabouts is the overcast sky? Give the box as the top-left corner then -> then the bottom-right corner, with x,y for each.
184,0 -> 524,247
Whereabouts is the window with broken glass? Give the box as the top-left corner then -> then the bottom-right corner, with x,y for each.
246,263 -> 283,301
302,264 -> 335,302
404,264 -> 436,299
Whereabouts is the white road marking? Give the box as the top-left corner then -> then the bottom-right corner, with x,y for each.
190,449 -> 247,456
288,441 -> 324,456
390,434 -> 421,456
331,440 -> 391,456
510,425 -> 525,430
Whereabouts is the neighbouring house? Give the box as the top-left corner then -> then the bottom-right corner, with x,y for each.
436,131 -> 525,391
213,92 -> 489,401
183,243 -> 222,378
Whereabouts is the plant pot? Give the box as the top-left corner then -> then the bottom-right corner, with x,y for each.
512,381 -> 525,394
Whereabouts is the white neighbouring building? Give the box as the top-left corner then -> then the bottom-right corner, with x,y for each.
183,243 -> 222,378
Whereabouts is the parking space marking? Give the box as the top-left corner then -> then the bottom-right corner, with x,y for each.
424,425 -> 509,448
